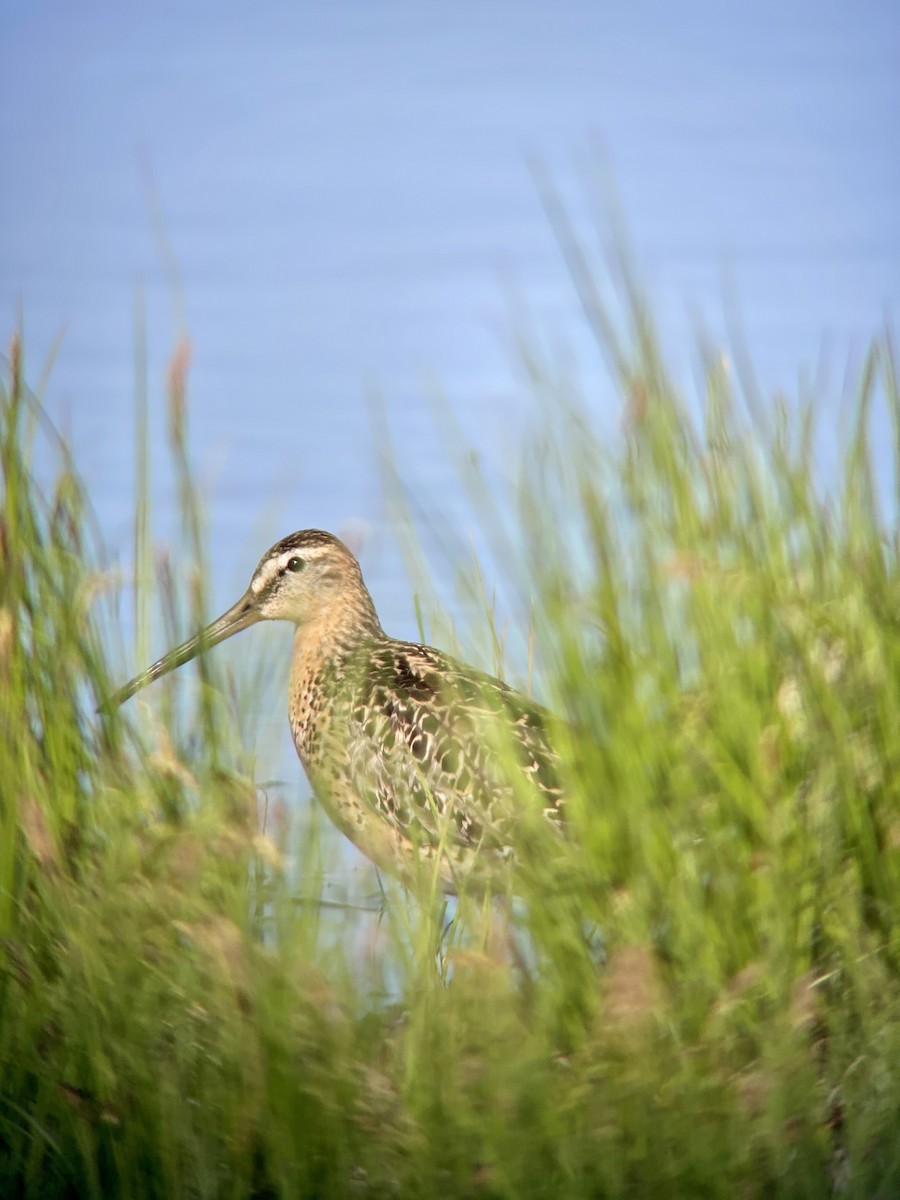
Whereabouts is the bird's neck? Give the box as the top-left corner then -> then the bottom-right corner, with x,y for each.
288,586 -> 385,764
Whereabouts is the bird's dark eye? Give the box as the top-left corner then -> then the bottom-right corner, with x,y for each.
286,556 -> 305,573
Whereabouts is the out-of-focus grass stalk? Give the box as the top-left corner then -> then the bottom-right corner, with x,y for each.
133,288 -> 152,671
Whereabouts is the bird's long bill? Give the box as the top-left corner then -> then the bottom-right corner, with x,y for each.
101,590 -> 262,712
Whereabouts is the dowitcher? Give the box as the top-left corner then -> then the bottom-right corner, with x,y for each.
106,530 -> 563,888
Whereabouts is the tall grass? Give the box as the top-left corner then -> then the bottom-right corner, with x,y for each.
1,238 -> 899,1198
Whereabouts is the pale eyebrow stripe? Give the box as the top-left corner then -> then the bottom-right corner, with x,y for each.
252,546 -> 330,596
251,562 -> 281,594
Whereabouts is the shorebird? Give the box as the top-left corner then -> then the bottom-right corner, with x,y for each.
105,530 -> 563,889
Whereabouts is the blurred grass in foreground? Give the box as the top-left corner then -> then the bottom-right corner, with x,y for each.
1,247 -> 899,1198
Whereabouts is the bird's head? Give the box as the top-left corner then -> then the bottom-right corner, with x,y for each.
102,529 -> 378,710
249,529 -> 370,624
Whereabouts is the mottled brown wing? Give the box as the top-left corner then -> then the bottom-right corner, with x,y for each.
342,640 -> 563,858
